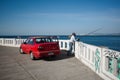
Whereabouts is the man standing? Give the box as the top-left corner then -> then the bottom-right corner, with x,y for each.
67,32 -> 76,56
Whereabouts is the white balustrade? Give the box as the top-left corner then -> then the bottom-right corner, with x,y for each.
75,41 -> 120,80
0,38 -> 70,50
0,38 -> 25,47
59,40 -> 70,50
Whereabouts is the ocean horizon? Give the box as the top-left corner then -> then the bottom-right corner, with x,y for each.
0,35 -> 120,52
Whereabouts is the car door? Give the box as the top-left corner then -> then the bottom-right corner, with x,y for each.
25,38 -> 34,54
21,39 -> 30,53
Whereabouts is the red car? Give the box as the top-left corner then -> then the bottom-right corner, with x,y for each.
19,36 -> 60,60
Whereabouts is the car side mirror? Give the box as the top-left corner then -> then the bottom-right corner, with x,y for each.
23,42 -> 27,44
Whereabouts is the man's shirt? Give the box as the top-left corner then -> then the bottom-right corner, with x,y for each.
70,35 -> 76,43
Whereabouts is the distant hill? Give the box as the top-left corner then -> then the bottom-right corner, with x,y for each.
80,33 -> 120,36
93,33 -> 120,36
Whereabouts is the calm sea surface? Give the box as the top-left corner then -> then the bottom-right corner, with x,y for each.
0,35 -> 120,51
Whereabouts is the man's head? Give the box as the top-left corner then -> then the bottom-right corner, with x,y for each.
72,32 -> 76,36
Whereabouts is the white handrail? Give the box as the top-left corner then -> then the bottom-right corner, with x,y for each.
0,38 -> 70,50
75,41 -> 120,80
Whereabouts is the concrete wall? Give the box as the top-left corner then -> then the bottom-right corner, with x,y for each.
75,42 -> 120,80
0,38 -> 120,80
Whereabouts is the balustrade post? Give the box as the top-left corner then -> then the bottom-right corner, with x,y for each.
105,56 -> 109,71
2,38 -> 4,46
13,38 -> 16,46
113,58 -> 117,76
3,38 -> 5,45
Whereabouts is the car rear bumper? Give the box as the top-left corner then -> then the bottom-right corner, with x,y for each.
34,50 -> 60,58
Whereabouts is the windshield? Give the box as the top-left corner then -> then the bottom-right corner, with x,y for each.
35,38 -> 53,43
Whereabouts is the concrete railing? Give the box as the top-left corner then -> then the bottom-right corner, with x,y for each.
0,38 -> 25,47
58,40 -> 70,51
0,38 -> 120,80
0,38 -> 70,50
75,42 -> 120,80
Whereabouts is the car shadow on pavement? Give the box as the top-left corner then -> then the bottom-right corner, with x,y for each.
42,50 -> 74,61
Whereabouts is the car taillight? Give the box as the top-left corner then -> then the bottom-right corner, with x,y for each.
38,46 -> 44,50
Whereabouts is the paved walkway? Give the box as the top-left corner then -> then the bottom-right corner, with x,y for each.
0,46 -> 103,80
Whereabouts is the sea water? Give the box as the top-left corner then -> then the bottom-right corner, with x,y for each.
0,35 -> 120,51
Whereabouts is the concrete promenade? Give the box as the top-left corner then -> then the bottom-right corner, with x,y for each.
0,46 -> 103,80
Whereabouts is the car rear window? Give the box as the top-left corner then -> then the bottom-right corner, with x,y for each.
35,38 -> 53,43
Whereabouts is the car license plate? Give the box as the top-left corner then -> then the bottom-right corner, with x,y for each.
48,52 -> 54,55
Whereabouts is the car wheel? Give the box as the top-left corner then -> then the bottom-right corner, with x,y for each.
19,48 -> 24,54
30,52 -> 36,60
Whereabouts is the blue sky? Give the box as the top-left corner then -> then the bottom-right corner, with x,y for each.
0,0 -> 120,35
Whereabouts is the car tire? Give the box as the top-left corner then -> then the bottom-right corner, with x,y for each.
19,48 -> 24,54
30,52 -> 36,60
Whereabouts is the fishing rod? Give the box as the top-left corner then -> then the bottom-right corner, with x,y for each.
85,27 -> 102,35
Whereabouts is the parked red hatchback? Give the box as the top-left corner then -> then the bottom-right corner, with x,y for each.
19,36 -> 60,60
